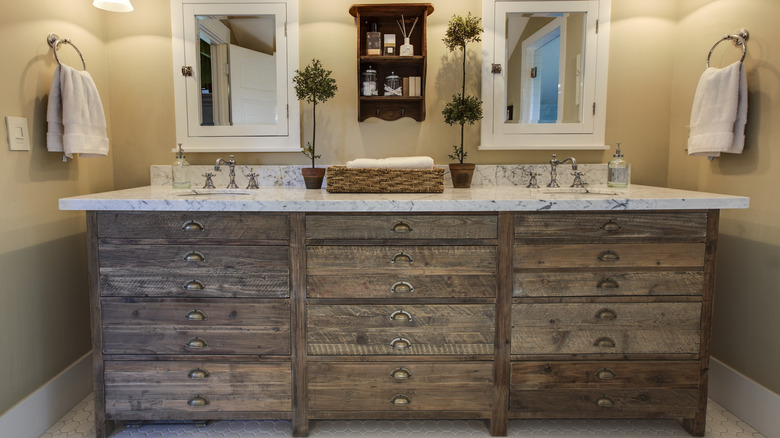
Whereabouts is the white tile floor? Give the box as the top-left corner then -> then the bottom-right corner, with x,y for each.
40,393 -> 766,438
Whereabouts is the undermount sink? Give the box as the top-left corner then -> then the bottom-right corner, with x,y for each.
536,187 -> 624,196
177,189 -> 253,196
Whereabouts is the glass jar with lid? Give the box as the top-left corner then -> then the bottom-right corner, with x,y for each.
362,66 -> 377,96
384,71 -> 402,96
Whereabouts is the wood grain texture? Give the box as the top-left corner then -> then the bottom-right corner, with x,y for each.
514,271 -> 704,298
100,272 -> 289,298
97,212 -> 289,240
307,274 -> 496,299
514,211 -> 707,241
103,327 -> 290,355
307,304 -> 494,356
307,245 -> 496,274
289,213 -> 309,436
104,361 -> 290,415
514,243 -> 705,269
491,212 -> 512,436
101,298 -> 289,327
511,361 -> 700,390
308,362 -> 492,411
509,389 -> 699,418
306,214 -> 497,240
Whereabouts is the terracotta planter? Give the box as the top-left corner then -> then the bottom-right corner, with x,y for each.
301,167 -> 326,189
449,163 -> 475,188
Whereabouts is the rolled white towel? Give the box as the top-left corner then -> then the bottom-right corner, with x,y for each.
346,156 -> 434,169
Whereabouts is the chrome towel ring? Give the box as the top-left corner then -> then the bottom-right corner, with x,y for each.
47,33 -> 87,70
706,29 -> 749,68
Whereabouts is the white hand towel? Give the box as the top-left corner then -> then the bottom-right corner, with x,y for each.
346,156 -> 434,169
687,61 -> 747,157
47,65 -> 109,161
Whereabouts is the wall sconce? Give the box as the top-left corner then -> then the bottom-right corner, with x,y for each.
93,0 -> 134,12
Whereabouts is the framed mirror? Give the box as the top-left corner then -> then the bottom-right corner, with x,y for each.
171,0 -> 300,152
480,0 -> 610,150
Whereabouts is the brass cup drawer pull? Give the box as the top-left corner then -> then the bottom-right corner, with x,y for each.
595,396 -> 615,408
390,337 -> 412,350
188,368 -> 210,379
390,281 -> 414,294
600,220 -> 621,232
390,252 -> 413,264
186,337 -> 208,349
187,395 -> 210,407
390,310 -> 413,322
391,221 -> 413,233
181,220 -> 204,232
596,278 -> 619,289
183,251 -> 205,262
391,367 -> 412,380
595,308 -> 617,320
391,394 -> 411,406
597,250 -> 620,262
594,368 -> 617,380
184,280 -> 205,291
594,337 -> 616,348
185,310 -> 207,321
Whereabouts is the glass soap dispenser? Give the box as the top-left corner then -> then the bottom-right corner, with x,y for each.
172,143 -> 191,189
607,141 -> 630,188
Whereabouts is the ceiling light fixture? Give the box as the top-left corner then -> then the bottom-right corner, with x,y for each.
93,0 -> 134,13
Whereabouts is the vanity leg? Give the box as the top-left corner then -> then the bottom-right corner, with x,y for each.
290,213 -> 309,437
490,212 -> 513,437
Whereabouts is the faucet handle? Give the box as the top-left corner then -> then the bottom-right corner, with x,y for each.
202,172 -> 216,189
571,171 -> 587,188
524,171 -> 539,188
246,168 -> 259,189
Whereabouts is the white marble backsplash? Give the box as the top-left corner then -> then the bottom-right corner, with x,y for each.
151,164 -> 609,189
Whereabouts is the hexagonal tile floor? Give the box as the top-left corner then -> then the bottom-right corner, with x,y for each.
40,393 -> 765,438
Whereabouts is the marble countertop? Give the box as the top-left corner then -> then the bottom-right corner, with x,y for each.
59,184 -> 749,212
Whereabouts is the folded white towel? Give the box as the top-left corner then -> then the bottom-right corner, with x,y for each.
687,61 -> 747,158
346,156 -> 434,169
47,65 -> 109,161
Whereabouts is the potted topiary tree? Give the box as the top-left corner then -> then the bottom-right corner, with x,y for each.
442,12 -> 484,188
292,58 -> 338,189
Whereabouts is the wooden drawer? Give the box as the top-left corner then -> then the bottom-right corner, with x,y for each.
308,304 -> 494,355
309,362 -> 492,411
511,302 -> 701,356
306,214 -> 497,240
97,212 -> 289,240
514,271 -> 704,298
514,211 -> 707,241
307,246 -> 496,275
102,299 -> 290,355
308,274 -> 496,299
514,243 -> 705,269
104,361 -> 290,416
511,361 -> 700,390
99,244 -> 289,298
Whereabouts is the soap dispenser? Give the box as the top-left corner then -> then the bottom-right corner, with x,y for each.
607,141 -> 630,188
172,143 -> 191,189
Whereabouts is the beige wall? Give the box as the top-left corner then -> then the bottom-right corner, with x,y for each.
0,2 -> 115,414
668,0 -> 780,394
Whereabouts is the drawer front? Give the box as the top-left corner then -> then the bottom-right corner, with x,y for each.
511,302 -> 701,356
306,214 -> 497,240
99,272 -> 289,298
509,388 -> 699,418
514,271 -> 704,298
308,274 -> 496,299
104,361 -> 291,415
307,246 -> 496,275
514,212 -> 707,240
308,304 -> 494,355
514,243 -> 705,269
97,212 -> 289,240
511,361 -> 700,390
308,362 -> 493,411
102,300 -> 290,355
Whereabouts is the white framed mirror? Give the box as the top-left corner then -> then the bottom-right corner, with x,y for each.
171,0 -> 300,152
480,0 -> 610,150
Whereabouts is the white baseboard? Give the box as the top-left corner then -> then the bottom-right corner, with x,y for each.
709,356 -> 780,438
0,351 -> 92,438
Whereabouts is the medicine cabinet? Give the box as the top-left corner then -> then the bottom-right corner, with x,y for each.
480,0 -> 611,150
170,0 -> 300,152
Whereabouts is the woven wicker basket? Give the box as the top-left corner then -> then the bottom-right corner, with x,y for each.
325,166 -> 445,193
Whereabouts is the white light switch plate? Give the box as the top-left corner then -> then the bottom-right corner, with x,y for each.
6,116 -> 31,151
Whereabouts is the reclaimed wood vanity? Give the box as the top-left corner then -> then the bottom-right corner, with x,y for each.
60,185 -> 748,437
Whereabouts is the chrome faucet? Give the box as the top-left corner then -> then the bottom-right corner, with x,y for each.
548,154 -> 577,188
215,155 -> 239,189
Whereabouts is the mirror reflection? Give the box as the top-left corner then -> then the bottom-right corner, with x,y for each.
504,12 -> 585,125
197,14 -> 278,127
